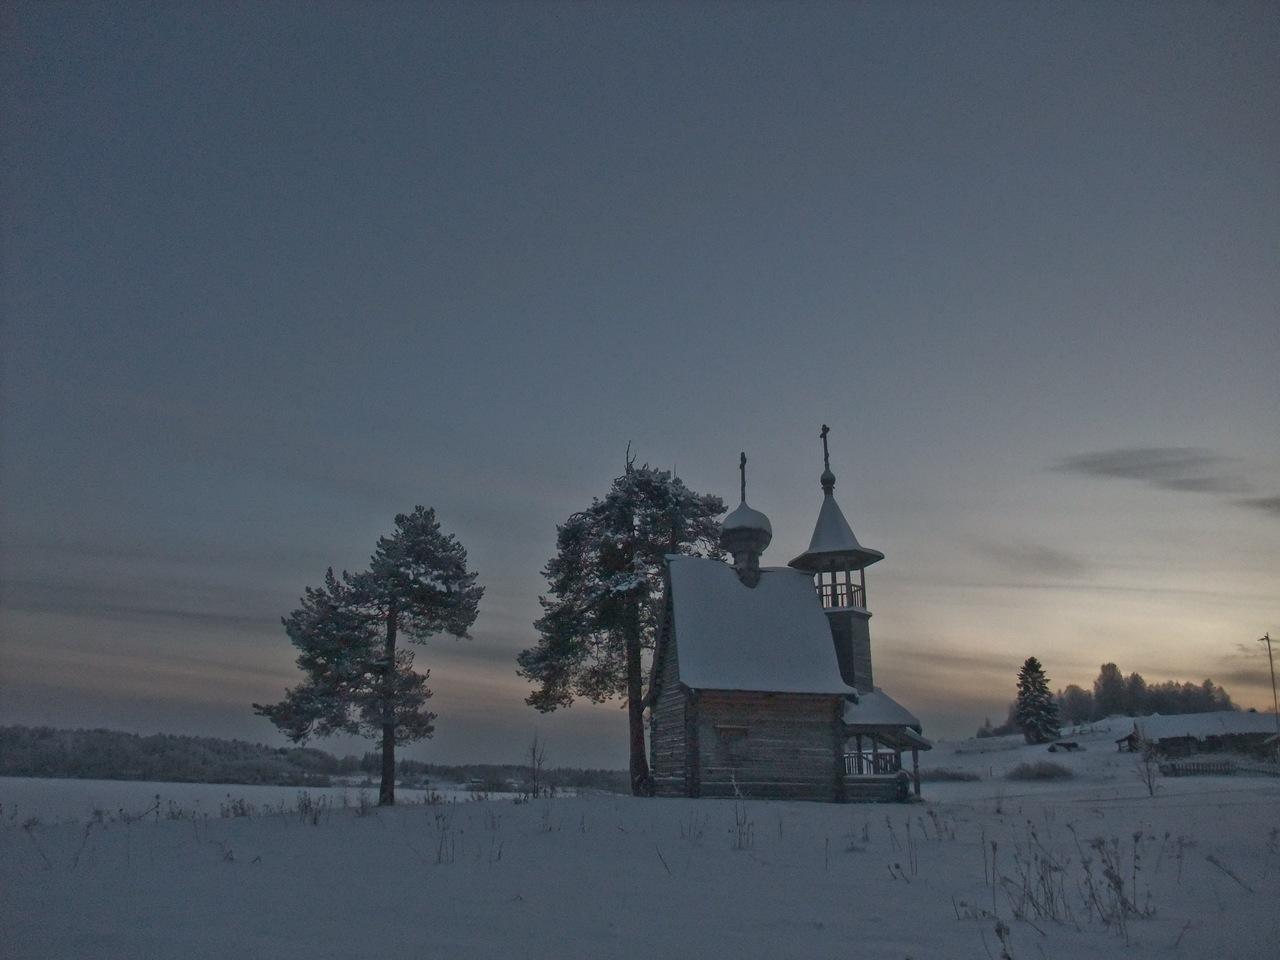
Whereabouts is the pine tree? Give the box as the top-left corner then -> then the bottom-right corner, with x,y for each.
254,506 -> 482,805
517,457 -> 724,795
1015,656 -> 1060,744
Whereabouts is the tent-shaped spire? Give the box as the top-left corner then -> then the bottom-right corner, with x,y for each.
789,425 -> 883,572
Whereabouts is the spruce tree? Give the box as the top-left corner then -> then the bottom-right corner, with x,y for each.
1015,656 -> 1060,744
517,457 -> 724,794
255,506 -> 482,805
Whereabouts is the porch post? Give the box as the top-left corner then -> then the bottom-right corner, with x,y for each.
911,746 -> 920,797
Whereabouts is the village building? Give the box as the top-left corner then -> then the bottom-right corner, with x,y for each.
646,428 -> 930,802
1128,710 -> 1280,758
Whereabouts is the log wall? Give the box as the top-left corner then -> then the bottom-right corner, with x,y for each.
649,631 -> 688,797
694,693 -> 843,802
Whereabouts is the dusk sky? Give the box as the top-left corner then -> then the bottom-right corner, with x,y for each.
2,2 -> 1277,768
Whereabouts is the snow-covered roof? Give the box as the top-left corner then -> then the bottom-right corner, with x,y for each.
666,556 -> 853,694
789,494 -> 884,571
842,689 -> 921,728
901,727 -> 933,749
1134,711 -> 1279,742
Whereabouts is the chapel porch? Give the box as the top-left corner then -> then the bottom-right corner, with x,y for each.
841,689 -> 932,802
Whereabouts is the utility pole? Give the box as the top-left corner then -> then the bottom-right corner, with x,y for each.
1260,632 -> 1279,735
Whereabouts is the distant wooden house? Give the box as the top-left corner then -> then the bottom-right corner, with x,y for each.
1132,711 -> 1280,757
647,430 -> 930,802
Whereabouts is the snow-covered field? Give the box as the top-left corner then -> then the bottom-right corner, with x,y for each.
4,721 -> 1278,959
0,777 -> 479,824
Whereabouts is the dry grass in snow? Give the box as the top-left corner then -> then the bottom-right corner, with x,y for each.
2,722 -> 1279,959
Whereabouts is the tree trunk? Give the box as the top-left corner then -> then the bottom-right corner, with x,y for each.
624,597 -> 650,795
379,602 -> 398,806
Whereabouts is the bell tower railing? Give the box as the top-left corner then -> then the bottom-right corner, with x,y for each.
816,568 -> 866,610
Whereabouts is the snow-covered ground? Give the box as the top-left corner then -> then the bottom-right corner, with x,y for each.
0,777 -> 483,825
4,720 -> 1278,959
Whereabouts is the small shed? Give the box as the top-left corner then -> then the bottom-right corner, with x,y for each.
1115,731 -> 1140,752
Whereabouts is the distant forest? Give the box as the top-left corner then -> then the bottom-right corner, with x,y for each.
979,662 -> 1239,737
0,726 -> 628,793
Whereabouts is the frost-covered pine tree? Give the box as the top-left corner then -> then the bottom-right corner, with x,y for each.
517,455 -> 724,795
1015,656 -> 1060,744
254,506 -> 482,805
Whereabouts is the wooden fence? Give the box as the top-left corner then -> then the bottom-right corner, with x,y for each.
1158,759 -> 1280,778
1159,760 -> 1236,777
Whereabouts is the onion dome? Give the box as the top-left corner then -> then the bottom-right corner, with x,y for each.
721,500 -> 773,543
720,452 -> 771,586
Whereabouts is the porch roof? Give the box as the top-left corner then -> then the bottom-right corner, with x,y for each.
842,688 -> 921,728
842,689 -> 932,750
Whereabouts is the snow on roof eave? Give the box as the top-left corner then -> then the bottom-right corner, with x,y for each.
789,545 -> 885,572
902,728 -> 933,750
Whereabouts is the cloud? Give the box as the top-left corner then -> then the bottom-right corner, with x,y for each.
1237,496 -> 1280,517
1052,447 -> 1249,494
0,577 -> 278,632
1230,641 -> 1270,659
1203,666 -> 1276,690
886,643 -> 1024,677
974,541 -> 1088,578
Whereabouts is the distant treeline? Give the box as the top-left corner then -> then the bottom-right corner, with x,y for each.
0,726 -> 340,785
978,663 -> 1237,737
388,759 -> 628,795
0,726 -> 628,793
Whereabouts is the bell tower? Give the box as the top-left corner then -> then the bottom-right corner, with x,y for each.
789,425 -> 883,692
